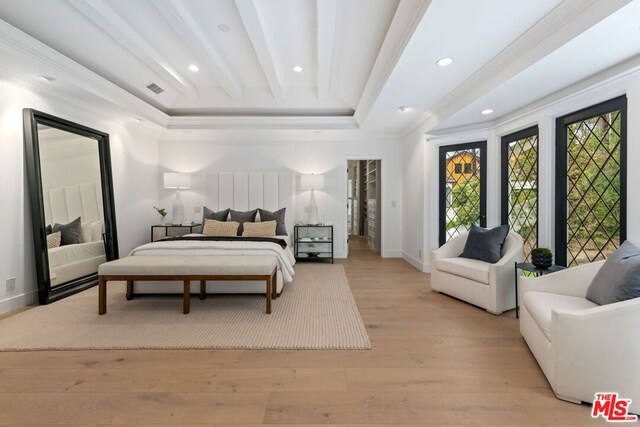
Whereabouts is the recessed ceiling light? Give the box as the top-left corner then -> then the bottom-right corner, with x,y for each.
436,57 -> 453,67
132,117 -> 142,122
398,106 -> 410,113
39,75 -> 55,82
292,65 -> 303,73
188,64 -> 199,72
217,24 -> 230,32
481,109 -> 494,115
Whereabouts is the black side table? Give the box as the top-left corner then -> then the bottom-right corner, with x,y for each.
151,223 -> 202,242
514,262 -> 567,318
294,224 -> 334,264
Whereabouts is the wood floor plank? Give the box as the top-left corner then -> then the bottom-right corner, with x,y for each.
0,238 -> 600,425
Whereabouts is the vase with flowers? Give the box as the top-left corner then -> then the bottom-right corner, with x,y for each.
154,206 -> 167,225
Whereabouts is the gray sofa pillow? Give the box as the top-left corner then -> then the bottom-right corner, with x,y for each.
459,224 -> 509,264
202,207 -> 229,224
229,209 -> 258,236
52,216 -> 82,246
586,240 -> 640,305
257,208 -> 287,235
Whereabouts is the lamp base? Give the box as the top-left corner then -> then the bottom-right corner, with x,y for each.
307,188 -> 319,225
172,188 -> 184,225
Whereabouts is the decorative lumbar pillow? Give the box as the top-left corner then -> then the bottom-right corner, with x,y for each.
202,207 -> 230,224
257,208 -> 287,235
586,240 -> 640,305
243,220 -> 277,237
229,209 -> 258,236
46,231 -> 61,249
202,219 -> 240,237
459,224 -> 510,264
52,216 -> 82,246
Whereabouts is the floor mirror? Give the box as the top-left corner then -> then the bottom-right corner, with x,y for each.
23,109 -> 118,304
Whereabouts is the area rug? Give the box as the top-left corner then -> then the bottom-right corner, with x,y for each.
0,264 -> 370,351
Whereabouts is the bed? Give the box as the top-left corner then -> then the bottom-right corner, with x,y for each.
131,171 -> 297,295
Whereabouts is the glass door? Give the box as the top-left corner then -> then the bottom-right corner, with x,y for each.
438,141 -> 487,246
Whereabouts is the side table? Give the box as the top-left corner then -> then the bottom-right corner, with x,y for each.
514,262 -> 567,318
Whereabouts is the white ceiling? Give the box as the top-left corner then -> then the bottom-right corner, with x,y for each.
0,0 -> 638,134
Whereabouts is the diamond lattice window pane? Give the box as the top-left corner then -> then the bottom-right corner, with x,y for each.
444,149 -> 482,242
565,111 -> 622,266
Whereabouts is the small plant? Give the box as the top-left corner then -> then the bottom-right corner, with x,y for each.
153,206 -> 167,218
531,247 -> 551,256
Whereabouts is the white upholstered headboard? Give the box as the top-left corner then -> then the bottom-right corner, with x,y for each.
204,172 -> 295,233
43,182 -> 104,226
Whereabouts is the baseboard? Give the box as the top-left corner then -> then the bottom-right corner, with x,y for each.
382,250 -> 401,258
0,291 -> 37,315
401,252 -> 431,273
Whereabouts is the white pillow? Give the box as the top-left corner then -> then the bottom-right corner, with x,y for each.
81,222 -> 94,243
91,220 -> 104,242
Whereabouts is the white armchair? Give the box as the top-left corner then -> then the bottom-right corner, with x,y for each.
520,261 -> 640,413
430,231 -> 524,314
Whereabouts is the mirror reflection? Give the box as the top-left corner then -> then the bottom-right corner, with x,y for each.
38,124 -> 106,288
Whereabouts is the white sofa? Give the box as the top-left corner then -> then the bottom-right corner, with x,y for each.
430,231 -> 524,314
519,260 -> 640,413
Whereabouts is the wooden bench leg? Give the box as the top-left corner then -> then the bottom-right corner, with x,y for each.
126,280 -> 134,300
183,280 -> 190,314
265,274 -> 272,314
271,269 -> 278,299
98,276 -> 107,315
200,280 -> 206,300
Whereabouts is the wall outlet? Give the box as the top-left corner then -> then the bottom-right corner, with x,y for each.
6,277 -> 16,293
418,249 -> 422,259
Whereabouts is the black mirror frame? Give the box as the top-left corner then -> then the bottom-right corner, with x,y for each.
23,109 -> 119,304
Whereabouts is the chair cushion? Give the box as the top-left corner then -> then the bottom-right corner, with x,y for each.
523,292 -> 598,341
586,240 -> 640,305
460,224 -> 509,263
435,257 -> 491,284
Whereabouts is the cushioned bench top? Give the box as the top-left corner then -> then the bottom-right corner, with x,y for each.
98,255 -> 277,276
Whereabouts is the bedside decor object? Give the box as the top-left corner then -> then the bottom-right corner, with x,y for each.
153,206 -> 167,225
300,174 -> 324,225
164,172 -> 191,225
531,247 -> 553,269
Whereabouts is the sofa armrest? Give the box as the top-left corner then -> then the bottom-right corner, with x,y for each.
553,297 -> 640,408
431,232 -> 468,261
520,260 -> 604,298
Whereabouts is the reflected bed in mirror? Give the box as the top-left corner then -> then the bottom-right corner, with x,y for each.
24,110 -> 118,304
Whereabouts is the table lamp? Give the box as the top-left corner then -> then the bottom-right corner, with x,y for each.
164,172 -> 191,225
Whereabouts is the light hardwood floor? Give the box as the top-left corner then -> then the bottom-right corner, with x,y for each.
0,238 -> 604,426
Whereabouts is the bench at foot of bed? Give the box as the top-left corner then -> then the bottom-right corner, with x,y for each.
97,255 -> 278,315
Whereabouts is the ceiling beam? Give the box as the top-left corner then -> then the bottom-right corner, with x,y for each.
153,0 -> 243,99
233,0 -> 284,100
316,0 -> 337,100
419,0 -> 632,131
353,0 -> 433,126
66,0 -> 198,99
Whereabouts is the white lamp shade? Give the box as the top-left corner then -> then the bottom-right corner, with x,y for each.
164,172 -> 191,189
300,174 -> 324,190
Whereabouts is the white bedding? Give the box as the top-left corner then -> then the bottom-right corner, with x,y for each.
48,241 -> 105,268
128,235 -> 296,283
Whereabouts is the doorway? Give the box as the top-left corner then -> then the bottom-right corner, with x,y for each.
347,159 -> 381,256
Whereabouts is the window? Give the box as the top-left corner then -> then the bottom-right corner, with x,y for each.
501,126 -> 539,261
556,96 -> 627,266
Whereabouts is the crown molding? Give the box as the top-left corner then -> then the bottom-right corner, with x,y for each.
166,115 -> 359,130
353,0 -> 433,126
159,128 -> 398,143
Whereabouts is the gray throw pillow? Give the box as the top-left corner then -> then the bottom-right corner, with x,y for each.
586,240 -> 640,305
202,207 -> 229,224
459,224 -> 509,264
52,216 -> 82,246
229,209 -> 258,236
258,208 -> 287,235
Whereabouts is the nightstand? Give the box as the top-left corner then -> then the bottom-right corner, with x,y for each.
294,224 -> 333,263
151,223 -> 202,242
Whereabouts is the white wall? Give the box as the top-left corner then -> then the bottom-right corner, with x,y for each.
158,136 -> 404,258
401,128 -> 426,270
0,81 -> 161,314
416,68 -> 640,271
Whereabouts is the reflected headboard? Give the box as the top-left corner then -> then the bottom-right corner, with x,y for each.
204,172 -> 296,233
43,181 -> 104,226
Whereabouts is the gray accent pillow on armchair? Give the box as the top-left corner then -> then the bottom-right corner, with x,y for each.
459,224 -> 509,264
586,240 -> 640,305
